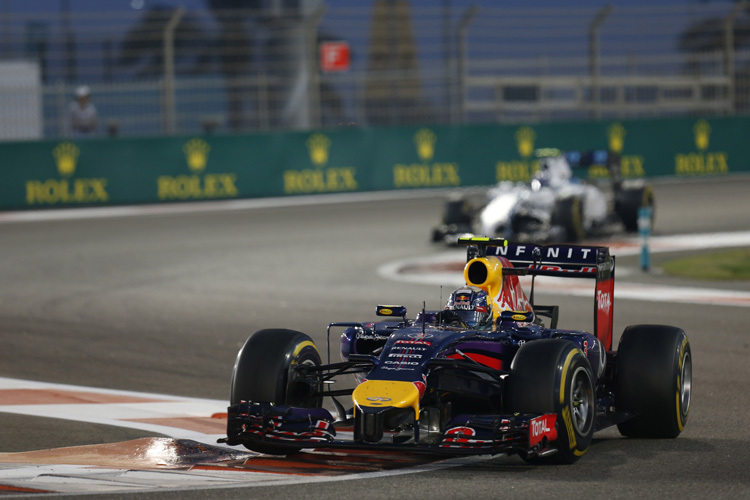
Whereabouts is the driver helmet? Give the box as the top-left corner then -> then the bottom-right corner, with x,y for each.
444,286 -> 493,329
534,155 -> 572,188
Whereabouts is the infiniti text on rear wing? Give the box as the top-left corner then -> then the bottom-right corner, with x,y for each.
459,237 -> 615,351
486,242 -> 613,280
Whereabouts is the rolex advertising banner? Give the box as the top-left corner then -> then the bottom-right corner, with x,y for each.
0,115 -> 746,210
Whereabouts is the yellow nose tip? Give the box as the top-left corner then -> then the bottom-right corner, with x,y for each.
352,380 -> 420,419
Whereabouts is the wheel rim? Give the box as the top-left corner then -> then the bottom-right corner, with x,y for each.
286,352 -> 320,407
680,351 -> 692,416
570,366 -> 594,435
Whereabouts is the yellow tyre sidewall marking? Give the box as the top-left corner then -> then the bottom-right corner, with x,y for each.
559,348 -> 582,453
292,340 -> 317,361
676,336 -> 689,431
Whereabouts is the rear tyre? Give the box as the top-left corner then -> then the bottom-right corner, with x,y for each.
442,197 -> 473,226
552,197 -> 585,242
507,339 -> 595,464
432,197 -> 474,243
615,325 -> 691,438
616,185 -> 655,232
230,329 -> 322,454
431,226 -> 447,243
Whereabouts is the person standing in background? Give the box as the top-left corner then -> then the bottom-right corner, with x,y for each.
68,85 -> 98,137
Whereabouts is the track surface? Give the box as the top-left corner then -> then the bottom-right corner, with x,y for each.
1,176 -> 749,498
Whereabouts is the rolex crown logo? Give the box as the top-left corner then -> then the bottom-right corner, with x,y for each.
515,127 -> 536,158
307,133 -> 331,167
52,142 -> 80,177
183,138 -> 211,173
608,123 -> 626,153
693,120 -> 711,151
414,128 -> 436,162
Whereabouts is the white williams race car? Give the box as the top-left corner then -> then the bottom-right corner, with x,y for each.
432,149 -> 654,244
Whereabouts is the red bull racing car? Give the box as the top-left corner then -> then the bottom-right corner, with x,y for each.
220,237 -> 691,464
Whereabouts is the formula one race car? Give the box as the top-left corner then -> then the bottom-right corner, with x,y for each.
431,149 -> 655,244
221,237 -> 691,464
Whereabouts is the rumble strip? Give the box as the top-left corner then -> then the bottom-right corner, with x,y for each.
0,377 -> 481,495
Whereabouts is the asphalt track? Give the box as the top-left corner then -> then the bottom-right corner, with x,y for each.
0,175 -> 749,498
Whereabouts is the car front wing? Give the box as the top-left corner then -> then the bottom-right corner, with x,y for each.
221,402 -> 559,458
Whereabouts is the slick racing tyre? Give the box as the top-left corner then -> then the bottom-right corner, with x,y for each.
442,197 -> 473,226
507,339 -> 595,464
230,329 -> 322,454
615,325 -> 691,438
431,226 -> 448,243
552,197 -> 585,242
615,185 -> 655,232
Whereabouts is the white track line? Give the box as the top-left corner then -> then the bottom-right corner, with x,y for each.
0,188 -> 477,224
0,377 -> 228,445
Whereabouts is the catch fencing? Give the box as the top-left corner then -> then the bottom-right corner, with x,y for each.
0,2 -> 749,140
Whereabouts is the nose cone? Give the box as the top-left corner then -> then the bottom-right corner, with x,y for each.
352,380 -> 420,419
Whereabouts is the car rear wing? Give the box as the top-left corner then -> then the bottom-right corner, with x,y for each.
459,237 -> 615,351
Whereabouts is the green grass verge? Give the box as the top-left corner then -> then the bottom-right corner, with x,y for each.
661,249 -> 750,280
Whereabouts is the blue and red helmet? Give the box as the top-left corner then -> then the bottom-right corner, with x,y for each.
444,286 -> 493,329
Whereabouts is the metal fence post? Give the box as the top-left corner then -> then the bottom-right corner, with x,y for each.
306,6 -> 326,130
56,80 -> 67,137
162,6 -> 184,135
588,4 -> 613,120
724,1 -> 746,114
456,5 -> 477,123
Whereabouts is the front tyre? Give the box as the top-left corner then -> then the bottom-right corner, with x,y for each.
615,325 -> 691,438
507,339 -> 595,464
230,329 -> 322,454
